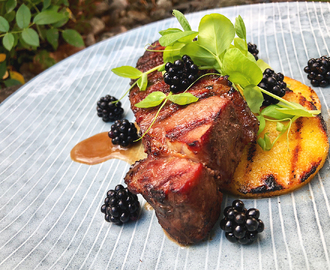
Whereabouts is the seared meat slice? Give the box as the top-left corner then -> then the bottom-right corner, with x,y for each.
124,42 -> 259,244
125,156 -> 222,245
141,91 -> 258,184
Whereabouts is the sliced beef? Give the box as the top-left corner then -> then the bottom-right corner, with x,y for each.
125,156 -> 222,245
125,41 -> 259,244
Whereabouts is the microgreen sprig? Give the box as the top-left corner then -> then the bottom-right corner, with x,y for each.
111,10 -> 321,151
134,91 -> 198,140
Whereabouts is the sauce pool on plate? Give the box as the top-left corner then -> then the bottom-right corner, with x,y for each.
70,132 -> 146,165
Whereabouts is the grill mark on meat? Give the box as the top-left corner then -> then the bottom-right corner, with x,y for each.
125,41 -> 259,245
166,117 -> 214,141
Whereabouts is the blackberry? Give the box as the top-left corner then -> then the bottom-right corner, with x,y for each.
108,119 -> 139,147
101,184 -> 140,225
96,95 -> 124,122
163,55 -> 199,93
248,42 -> 259,61
258,68 -> 287,106
304,56 -> 330,87
220,200 -> 264,245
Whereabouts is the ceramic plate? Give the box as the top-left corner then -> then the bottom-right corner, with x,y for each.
1,2 -> 330,269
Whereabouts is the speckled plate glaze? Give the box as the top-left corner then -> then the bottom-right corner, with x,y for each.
1,2 -> 330,269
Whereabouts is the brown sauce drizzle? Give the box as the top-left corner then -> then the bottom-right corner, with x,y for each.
70,132 -> 146,165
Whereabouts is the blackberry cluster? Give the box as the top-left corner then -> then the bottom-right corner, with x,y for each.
248,42 -> 259,61
101,184 -> 140,225
258,68 -> 287,106
304,56 -> 330,87
108,119 -> 139,147
163,55 -> 199,93
96,95 -> 124,122
220,200 -> 264,245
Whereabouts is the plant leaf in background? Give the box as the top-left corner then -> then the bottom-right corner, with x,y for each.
42,0 -> 52,11
33,10 -> 66,25
10,71 -> 25,84
21,28 -> 39,47
4,11 -> 15,23
0,61 -> 7,79
16,4 -> 31,29
3,33 -> 15,51
0,16 -> 10,32
46,28 -> 59,50
62,29 -> 84,47
6,0 -> 17,13
0,54 -> 6,62
112,66 -> 142,79
4,78 -> 22,87
135,91 -> 167,108
172,9 -> 192,31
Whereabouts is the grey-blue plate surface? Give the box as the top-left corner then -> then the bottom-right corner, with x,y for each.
1,2 -> 330,269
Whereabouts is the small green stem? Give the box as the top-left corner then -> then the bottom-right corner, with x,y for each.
145,63 -> 165,75
135,95 -> 169,141
258,86 -> 320,115
118,80 -> 139,101
183,72 -> 219,93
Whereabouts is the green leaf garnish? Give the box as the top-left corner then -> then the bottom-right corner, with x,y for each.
222,48 -> 263,87
159,28 -> 182,36
112,66 -> 143,79
198,13 -> 235,58
110,11 -> 322,152
257,133 -> 272,151
163,42 -> 185,63
180,42 -> 217,67
137,73 -> 148,91
172,10 -> 192,31
159,31 -> 198,47
243,85 -> 264,114
261,104 -> 294,120
134,91 -> 166,108
233,37 -> 247,54
256,115 -> 265,135
256,59 -> 272,72
235,15 -> 246,40
168,92 -> 198,105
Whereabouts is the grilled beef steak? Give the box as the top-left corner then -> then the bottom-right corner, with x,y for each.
125,41 -> 259,245
126,156 -> 222,244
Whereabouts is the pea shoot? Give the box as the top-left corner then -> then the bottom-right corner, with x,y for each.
111,10 -> 320,150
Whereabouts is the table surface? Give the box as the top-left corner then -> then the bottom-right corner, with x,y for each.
1,2 -> 330,269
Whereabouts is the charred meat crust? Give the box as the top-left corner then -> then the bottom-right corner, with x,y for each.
125,156 -> 222,245
125,41 -> 259,245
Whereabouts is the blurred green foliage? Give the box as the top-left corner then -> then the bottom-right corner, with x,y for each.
0,0 -> 85,88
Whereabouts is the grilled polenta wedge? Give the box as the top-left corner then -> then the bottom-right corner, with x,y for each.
220,77 -> 329,197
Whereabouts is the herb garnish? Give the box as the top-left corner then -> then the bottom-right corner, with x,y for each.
111,10 -> 320,150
